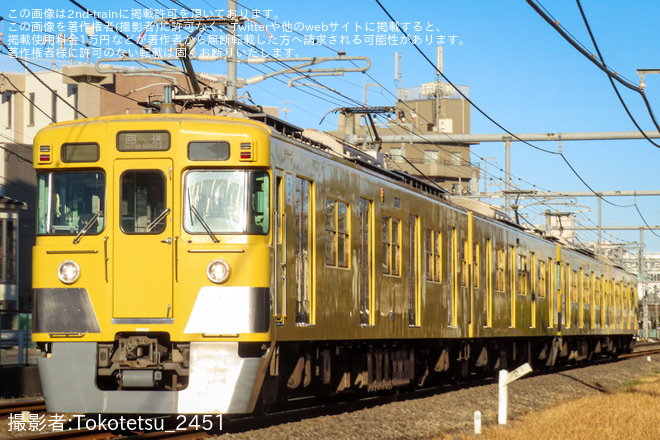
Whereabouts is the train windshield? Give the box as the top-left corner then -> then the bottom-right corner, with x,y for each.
37,171 -> 106,235
183,170 -> 270,235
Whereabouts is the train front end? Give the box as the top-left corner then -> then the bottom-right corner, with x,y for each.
32,114 -> 274,414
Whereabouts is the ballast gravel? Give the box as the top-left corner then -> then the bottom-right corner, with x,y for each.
213,353 -> 660,440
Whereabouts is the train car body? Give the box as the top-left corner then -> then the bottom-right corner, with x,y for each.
32,112 -> 637,415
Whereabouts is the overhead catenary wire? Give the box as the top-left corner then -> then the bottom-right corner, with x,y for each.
4,1 -> 648,245
218,0 -> 646,238
137,0 -> 362,109
529,0 -> 660,238
0,41 -> 88,119
0,50 -> 145,107
0,73 -> 55,124
68,0 -> 174,65
372,0 -> 647,215
529,0 -> 660,149
226,0 -> 568,197
371,0 -> 660,247
573,0 -> 660,239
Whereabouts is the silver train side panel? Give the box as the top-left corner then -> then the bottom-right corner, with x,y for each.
38,341 -> 264,414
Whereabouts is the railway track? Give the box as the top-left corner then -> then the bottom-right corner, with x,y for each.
3,342 -> 659,439
630,340 -> 660,355
0,398 -> 46,419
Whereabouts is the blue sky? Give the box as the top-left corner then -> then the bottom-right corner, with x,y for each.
3,1 -> 660,255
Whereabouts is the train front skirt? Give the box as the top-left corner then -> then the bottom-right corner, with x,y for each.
37,341 -> 265,414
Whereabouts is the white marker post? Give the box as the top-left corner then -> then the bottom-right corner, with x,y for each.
474,410 -> 482,434
498,362 -> 533,425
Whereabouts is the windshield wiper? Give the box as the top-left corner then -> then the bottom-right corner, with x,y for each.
73,211 -> 102,244
147,208 -> 171,233
189,204 -> 219,243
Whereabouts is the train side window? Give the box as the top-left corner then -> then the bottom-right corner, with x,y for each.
325,198 -> 349,268
495,248 -> 505,292
425,229 -> 441,282
473,242 -> 480,288
382,217 -> 391,274
538,260 -> 547,298
392,218 -> 400,276
584,272 -> 591,304
571,270 -> 578,303
381,216 -> 401,276
461,239 -> 468,286
518,254 -> 528,295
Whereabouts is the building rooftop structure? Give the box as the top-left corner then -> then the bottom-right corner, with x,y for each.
331,80 -> 480,195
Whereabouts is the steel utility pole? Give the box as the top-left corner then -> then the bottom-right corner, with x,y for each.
227,0 -> 238,101
351,130 -> 660,218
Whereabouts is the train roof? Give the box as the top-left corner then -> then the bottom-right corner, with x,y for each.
36,106 -> 622,267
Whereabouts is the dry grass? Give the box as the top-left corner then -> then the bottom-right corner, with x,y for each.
442,374 -> 660,440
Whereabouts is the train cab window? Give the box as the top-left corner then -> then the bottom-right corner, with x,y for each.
120,170 -> 167,234
183,170 -> 270,235
37,171 -> 105,236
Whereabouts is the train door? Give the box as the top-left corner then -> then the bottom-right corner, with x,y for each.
273,170 -> 286,324
408,213 -> 419,327
358,197 -> 373,326
484,238 -> 493,328
112,159 -> 173,319
547,258 -> 553,328
530,253 -> 537,328
447,226 -> 457,327
294,176 -> 314,325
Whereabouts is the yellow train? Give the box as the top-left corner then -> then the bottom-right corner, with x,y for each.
32,110 -> 636,414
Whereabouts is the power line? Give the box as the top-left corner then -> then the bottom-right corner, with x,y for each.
129,0 -> 358,109
0,41 -> 87,119
224,1 -> 561,196
528,0 -> 660,149
0,73 -> 54,124
0,133 -> 34,164
372,0 -> 648,215
223,1 -> 648,239
0,50 -> 144,106
68,0 -> 173,64
527,0 -> 660,237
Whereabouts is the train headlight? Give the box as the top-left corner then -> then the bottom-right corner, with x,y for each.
58,260 -> 81,284
207,259 -> 230,284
